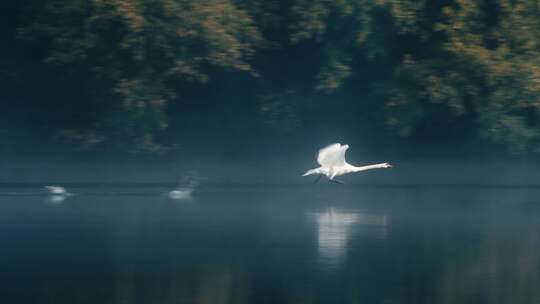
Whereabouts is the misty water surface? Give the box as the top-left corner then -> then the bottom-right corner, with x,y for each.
1,182 -> 540,304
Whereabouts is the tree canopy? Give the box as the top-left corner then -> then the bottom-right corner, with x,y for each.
3,0 -> 540,155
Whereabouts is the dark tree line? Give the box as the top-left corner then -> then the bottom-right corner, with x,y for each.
2,0 -> 540,155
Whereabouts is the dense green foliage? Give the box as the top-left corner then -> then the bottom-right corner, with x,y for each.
3,0 -> 540,155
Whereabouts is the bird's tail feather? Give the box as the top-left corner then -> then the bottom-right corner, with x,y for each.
302,169 -> 316,176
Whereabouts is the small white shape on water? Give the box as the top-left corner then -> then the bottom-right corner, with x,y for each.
168,188 -> 193,200
44,185 -> 66,195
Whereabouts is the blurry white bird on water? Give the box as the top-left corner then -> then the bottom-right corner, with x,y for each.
44,185 -> 67,195
168,188 -> 194,200
168,179 -> 198,200
303,143 -> 392,183
44,185 -> 70,206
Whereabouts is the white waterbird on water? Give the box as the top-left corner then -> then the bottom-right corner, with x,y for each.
44,185 -> 70,206
168,179 -> 198,200
168,188 -> 194,200
303,143 -> 392,183
44,185 -> 67,195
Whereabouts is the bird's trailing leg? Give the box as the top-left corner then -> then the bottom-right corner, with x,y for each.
330,179 -> 346,184
313,175 -> 322,184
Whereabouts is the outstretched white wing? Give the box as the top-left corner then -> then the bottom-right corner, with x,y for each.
317,143 -> 349,167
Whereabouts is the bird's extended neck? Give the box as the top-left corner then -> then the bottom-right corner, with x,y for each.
353,163 -> 388,172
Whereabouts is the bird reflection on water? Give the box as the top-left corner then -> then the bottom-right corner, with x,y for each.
44,195 -> 67,206
308,208 -> 389,267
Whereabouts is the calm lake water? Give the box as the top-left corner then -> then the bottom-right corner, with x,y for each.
1,185 -> 540,304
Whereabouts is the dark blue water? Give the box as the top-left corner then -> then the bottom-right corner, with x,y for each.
1,185 -> 540,303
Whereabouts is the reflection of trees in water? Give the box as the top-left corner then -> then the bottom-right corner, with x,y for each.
193,267 -> 248,304
111,265 -> 248,304
438,214 -> 540,303
108,207 -> 249,304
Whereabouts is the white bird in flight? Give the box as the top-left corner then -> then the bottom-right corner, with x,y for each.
303,143 -> 392,183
